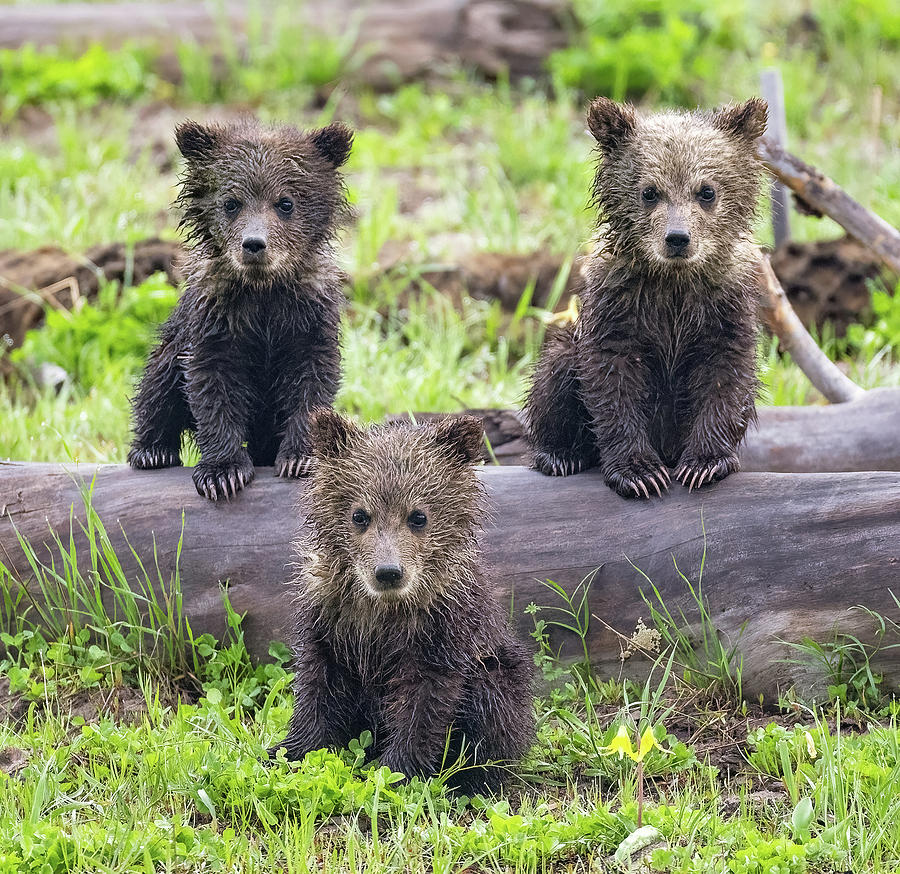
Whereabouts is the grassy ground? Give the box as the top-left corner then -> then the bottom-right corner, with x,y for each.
2,3 -> 900,871
2,497 -> 900,872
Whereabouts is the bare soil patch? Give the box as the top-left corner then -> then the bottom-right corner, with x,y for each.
0,238 -> 182,349
771,234 -> 890,334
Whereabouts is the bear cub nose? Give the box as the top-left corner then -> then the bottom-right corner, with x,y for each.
242,236 -> 267,254
374,564 -> 404,587
664,230 -> 690,252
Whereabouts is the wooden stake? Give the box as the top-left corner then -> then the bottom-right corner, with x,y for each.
760,69 -> 791,248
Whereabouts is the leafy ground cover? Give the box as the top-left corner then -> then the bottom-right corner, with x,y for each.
2,490 -> 899,872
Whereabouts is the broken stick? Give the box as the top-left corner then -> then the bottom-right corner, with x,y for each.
757,137 -> 900,275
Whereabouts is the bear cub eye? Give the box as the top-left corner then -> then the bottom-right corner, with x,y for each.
641,186 -> 659,205
697,185 -> 716,204
223,198 -> 241,214
407,510 -> 427,530
351,508 -> 370,529
276,197 -> 294,215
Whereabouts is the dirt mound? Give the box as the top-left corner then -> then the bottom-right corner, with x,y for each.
0,238 -> 183,349
770,235 -> 888,335
412,250 -> 581,312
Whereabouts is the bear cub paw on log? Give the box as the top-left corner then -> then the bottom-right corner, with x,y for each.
128,119 -> 353,501
525,97 -> 768,499
269,410 -> 535,793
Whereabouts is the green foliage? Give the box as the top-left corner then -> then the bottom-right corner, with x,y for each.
193,599 -> 292,716
12,274 -> 178,390
337,283 -> 544,420
847,285 -> 900,357
746,723 -> 826,782
0,43 -> 151,119
176,3 -> 356,105
209,746 -> 407,826
549,0 -> 754,103
432,797 -> 625,867
783,595 -> 900,709
636,531 -> 746,703
0,476 -> 194,693
0,109 -> 172,252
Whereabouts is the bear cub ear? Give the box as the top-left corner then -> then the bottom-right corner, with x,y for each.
310,122 -> 355,168
587,97 -> 638,152
432,415 -> 485,464
309,408 -> 362,459
175,120 -> 222,161
712,97 -> 768,142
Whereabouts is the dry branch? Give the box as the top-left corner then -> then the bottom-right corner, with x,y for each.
758,257 -> 865,404
757,137 -> 900,275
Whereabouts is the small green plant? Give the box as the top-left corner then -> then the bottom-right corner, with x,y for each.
633,525 -> 746,704
783,595 -> 900,709
12,273 -> 178,391
0,43 -> 152,119
846,283 -> 900,356
548,0 -> 756,103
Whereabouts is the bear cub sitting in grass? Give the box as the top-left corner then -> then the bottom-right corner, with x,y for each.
525,97 -> 768,499
128,119 -> 353,500
270,410 -> 534,793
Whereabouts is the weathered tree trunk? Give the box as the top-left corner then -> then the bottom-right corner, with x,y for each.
2,463 -> 898,700
397,389 -> 900,471
0,1 -> 569,85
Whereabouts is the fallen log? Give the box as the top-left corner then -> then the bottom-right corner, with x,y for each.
394,389 -> 900,471
2,463 -> 899,700
0,0 -> 568,86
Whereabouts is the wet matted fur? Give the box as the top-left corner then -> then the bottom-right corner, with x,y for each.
128,119 -> 353,500
525,97 -> 768,498
270,411 -> 535,793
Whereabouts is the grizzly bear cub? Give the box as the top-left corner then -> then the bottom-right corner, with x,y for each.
525,97 -> 768,499
128,119 -> 353,500
270,410 -> 535,792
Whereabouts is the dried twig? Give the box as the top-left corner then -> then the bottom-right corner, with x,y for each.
758,256 -> 865,404
757,137 -> 900,275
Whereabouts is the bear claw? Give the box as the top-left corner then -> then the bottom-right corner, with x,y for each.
275,454 -> 316,479
192,457 -> 255,501
604,459 -> 670,500
531,450 -> 590,477
675,454 -> 739,491
128,446 -> 182,470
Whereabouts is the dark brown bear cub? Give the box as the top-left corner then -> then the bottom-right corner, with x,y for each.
270,411 -> 535,793
128,119 -> 353,500
525,98 -> 768,498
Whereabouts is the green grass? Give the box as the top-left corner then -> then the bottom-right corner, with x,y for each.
1,4 -> 899,872
0,108 -> 172,251
2,490 -> 900,872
